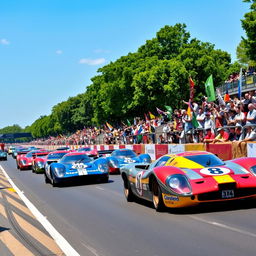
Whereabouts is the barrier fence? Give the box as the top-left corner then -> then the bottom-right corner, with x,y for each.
20,142 -> 256,161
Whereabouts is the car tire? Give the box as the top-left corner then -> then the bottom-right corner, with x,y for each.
123,177 -> 135,202
152,180 -> 166,212
51,172 -> 58,187
44,174 -> 50,184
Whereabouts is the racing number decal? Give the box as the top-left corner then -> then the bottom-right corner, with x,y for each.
200,167 -> 230,176
135,171 -> 144,196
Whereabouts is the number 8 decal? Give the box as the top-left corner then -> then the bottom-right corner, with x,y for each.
200,167 -> 230,176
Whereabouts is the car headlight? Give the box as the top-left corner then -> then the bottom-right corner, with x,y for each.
250,165 -> 256,176
21,160 -> 27,165
37,161 -> 44,168
109,159 -> 119,168
98,163 -> 109,173
166,174 -> 191,195
54,167 -> 65,177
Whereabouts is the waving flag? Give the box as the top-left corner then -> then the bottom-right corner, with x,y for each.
205,75 -> 216,102
156,107 -> 165,115
189,77 -> 195,101
149,112 -> 155,119
106,122 -> 113,131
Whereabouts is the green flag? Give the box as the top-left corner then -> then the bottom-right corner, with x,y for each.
192,112 -> 199,128
165,105 -> 173,119
127,119 -> 131,126
205,75 -> 216,102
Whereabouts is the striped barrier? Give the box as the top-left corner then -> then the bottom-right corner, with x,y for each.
22,142 -> 250,161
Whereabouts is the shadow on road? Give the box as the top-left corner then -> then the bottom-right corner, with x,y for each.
131,197 -> 256,214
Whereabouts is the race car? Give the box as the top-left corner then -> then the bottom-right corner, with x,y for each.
121,151 -> 256,211
106,149 -> 151,174
8,146 -> 16,155
44,152 -> 109,187
0,150 -> 7,160
17,149 -> 48,170
32,151 -> 50,173
39,150 -> 69,174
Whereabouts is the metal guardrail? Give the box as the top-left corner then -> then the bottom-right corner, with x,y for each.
217,74 -> 256,96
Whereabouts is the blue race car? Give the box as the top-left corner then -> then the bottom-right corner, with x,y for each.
0,150 -> 7,160
44,152 -> 109,187
106,149 -> 151,174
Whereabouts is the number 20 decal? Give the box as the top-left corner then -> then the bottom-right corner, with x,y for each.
200,167 -> 230,176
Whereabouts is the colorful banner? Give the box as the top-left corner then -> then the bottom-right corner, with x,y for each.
168,144 -> 185,154
246,75 -> 254,85
155,145 -> 168,159
145,144 -> 156,160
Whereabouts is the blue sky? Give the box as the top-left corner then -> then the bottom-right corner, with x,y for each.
0,0 -> 249,128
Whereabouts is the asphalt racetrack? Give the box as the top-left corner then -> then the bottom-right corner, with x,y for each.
1,157 -> 256,256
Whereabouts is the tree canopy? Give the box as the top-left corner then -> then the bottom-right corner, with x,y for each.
3,23 -> 242,138
238,0 -> 256,64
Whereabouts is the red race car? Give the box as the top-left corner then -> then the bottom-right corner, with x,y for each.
121,151 -> 256,211
32,151 -> 50,173
17,149 -> 48,170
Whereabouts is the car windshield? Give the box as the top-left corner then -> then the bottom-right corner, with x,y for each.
112,150 -> 136,158
59,154 -> 91,164
78,148 -> 91,152
26,152 -> 33,158
184,154 -> 224,167
47,152 -> 67,159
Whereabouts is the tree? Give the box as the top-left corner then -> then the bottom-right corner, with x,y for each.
241,0 -> 256,62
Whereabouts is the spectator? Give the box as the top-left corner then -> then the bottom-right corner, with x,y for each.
239,125 -> 256,143
213,127 -> 229,143
246,103 -> 256,125
203,128 -> 215,143
234,125 -> 243,141
234,106 -> 245,126
204,112 -> 215,132
196,108 -> 205,129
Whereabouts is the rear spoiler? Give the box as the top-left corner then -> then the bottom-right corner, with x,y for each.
32,152 -> 49,158
97,150 -> 114,156
17,151 -> 29,155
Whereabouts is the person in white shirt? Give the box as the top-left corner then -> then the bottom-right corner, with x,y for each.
246,103 -> 256,125
234,106 -> 245,126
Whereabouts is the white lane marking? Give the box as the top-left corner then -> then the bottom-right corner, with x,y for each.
0,165 -> 80,256
95,186 -> 104,191
191,216 -> 256,238
81,242 -> 100,256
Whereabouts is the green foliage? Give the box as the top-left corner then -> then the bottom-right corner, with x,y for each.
26,23 -> 237,137
241,0 -> 256,62
0,124 -> 23,134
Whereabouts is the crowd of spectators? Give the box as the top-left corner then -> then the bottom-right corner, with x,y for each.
31,89 -> 256,146
225,66 -> 256,84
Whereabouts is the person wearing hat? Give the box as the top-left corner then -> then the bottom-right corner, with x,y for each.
212,127 -> 229,143
203,127 -> 215,143
239,125 -> 256,144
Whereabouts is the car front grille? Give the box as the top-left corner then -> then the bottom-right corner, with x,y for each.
198,185 -> 256,201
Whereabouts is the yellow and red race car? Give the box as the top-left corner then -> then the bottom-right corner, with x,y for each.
121,151 -> 256,211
